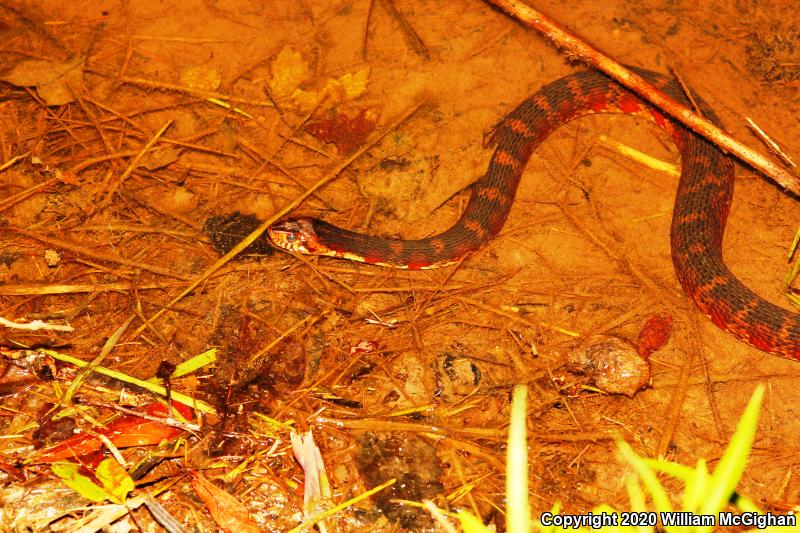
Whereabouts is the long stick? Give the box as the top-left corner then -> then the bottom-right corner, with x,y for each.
484,0 -> 800,195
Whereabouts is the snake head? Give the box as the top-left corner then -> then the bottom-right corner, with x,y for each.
268,218 -> 324,255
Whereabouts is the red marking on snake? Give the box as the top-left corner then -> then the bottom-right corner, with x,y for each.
505,118 -> 534,137
650,108 -> 669,129
618,93 -> 642,113
477,186 -> 502,201
586,93 -> 609,113
494,149 -> 519,168
687,242 -> 706,254
464,219 -> 486,239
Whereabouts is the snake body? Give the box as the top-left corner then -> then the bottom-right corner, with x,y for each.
268,68 -> 800,360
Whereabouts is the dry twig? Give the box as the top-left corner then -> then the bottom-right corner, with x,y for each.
0,316 -> 73,332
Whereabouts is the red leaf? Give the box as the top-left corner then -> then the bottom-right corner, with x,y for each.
305,109 -> 377,154
636,313 -> 674,357
33,402 -> 190,463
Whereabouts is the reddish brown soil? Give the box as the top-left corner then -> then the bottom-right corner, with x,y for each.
0,0 -> 799,529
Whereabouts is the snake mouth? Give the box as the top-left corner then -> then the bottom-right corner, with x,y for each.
268,218 -> 325,255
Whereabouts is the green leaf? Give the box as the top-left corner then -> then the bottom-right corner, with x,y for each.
51,458 -> 133,504
699,385 -> 764,519
641,457 -> 694,481
538,501 -> 562,533
625,476 -> 652,533
617,440 -> 673,515
96,458 -> 134,504
682,459 -> 709,512
457,510 -> 495,533
51,461 -> 111,503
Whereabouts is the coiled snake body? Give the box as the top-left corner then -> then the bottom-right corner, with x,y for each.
269,68 -> 800,360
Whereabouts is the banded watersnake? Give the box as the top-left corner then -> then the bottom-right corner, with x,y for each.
268,67 -> 800,360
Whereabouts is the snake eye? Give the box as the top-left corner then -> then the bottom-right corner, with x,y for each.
286,233 -> 297,242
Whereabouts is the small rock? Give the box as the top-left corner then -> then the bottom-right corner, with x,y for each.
566,335 -> 651,397
44,249 -> 62,268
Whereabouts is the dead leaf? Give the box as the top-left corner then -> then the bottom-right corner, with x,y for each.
141,145 -> 183,170
268,47 -> 311,99
191,471 -> 261,533
1,57 -> 84,105
339,67 -> 369,99
291,67 -> 371,114
267,45 -> 370,113
291,431 -> 332,519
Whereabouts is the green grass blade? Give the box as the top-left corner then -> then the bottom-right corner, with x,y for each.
457,510 -> 495,533
682,459 -> 709,512
507,384 -> 530,533
641,458 -> 695,481
699,385 -> 764,518
617,440 -> 673,513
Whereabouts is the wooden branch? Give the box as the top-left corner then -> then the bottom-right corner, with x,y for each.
484,0 -> 800,195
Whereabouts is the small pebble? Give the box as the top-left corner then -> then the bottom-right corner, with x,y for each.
44,249 -> 62,268
566,335 -> 651,397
